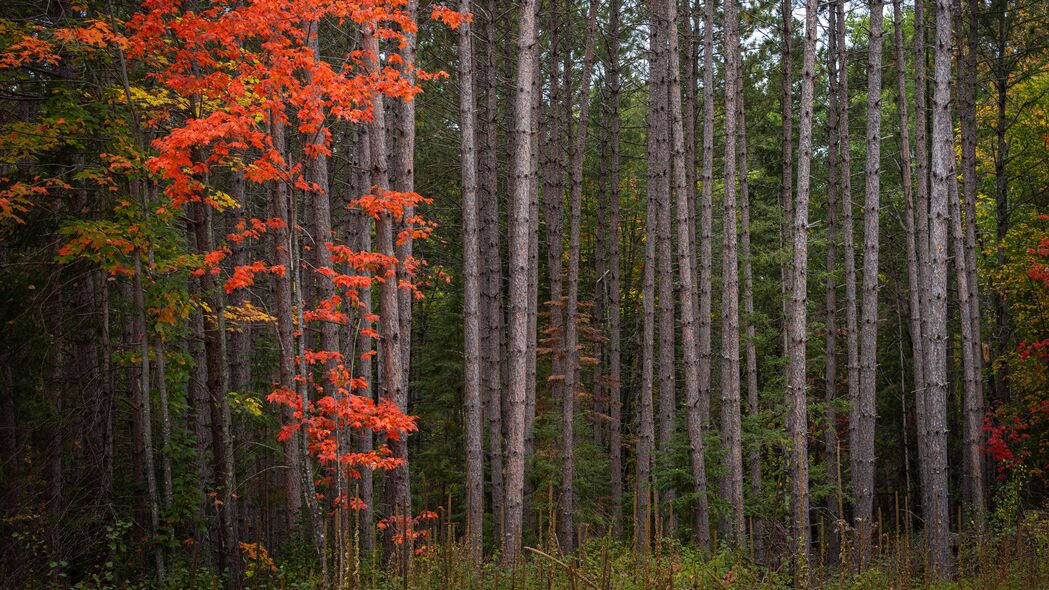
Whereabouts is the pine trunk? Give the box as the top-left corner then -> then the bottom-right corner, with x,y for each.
787,0 -> 819,566
558,0 -> 598,554
926,0 -> 956,576
854,0 -> 884,565
458,0 -> 483,560
719,0 -> 745,547
664,0 -> 712,548
502,0 -> 539,562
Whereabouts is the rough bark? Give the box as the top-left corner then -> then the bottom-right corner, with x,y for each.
787,0 -> 819,565
557,0 -> 598,555
638,59 -> 658,552
502,0 -> 539,562
957,0 -> 985,525
825,0 -> 843,561
363,27 -> 409,557
948,152 -> 980,531
393,1 -> 417,408
913,0 -> 934,521
479,0 -> 505,542
893,0 -> 927,536
649,0 -> 677,532
780,0 -> 795,349
458,0 -> 483,560
719,0 -> 745,547
853,0 -> 884,565
663,0 -> 711,548
698,0 -> 715,440
270,115 -> 303,537
350,123 -> 376,556
736,63 -> 763,563
926,0 -> 956,576
193,192 -> 239,586
835,0 -> 862,533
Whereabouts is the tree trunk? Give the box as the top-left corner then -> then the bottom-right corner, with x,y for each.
893,0 -> 926,539
824,0 -> 843,562
558,0 -> 598,555
362,26 -> 410,560
458,0 -> 483,560
854,0 -> 884,565
957,0 -> 985,526
649,1 -> 677,533
787,0 -> 819,566
736,62 -> 764,563
606,0 -> 624,535
133,249 -> 165,580
913,0 -> 934,522
392,0 -> 417,429
479,0 -> 505,542
835,0 -> 862,539
948,154 -> 980,531
502,0 -> 539,562
698,0 -> 715,444
637,36 -> 659,548
780,0 -> 795,353
270,114 -> 303,539
193,196 -> 240,587
719,0 -> 745,547
926,0 -> 956,576
350,123 -> 376,556
663,0 -> 712,549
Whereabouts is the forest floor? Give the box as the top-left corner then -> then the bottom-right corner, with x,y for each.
193,510 -> 1049,590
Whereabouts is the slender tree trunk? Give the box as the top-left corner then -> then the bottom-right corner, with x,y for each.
780,0 -> 795,349
854,0 -> 884,565
787,0 -> 819,567
606,0 -> 624,534
737,68 -> 764,561
893,0 -> 926,538
351,123 -> 376,556
458,0 -> 483,560
479,0 -> 505,542
992,2 -> 1009,403
824,0 -> 843,561
557,0 -> 598,555
649,1 -> 677,533
502,0 -> 539,562
193,195 -> 240,587
913,0 -> 934,520
835,0 -> 862,535
719,0 -> 745,547
393,0 -> 417,423
957,0 -> 985,526
270,115 -> 303,537
525,53 -> 542,541
363,27 -> 410,560
948,152 -> 980,530
133,249 -> 165,580
697,0 -> 715,443
926,0 -> 956,576
637,39 -> 659,548
662,0 -> 712,548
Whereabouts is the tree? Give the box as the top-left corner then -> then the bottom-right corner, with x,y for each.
457,0 -> 483,561
926,0 -> 957,576
662,0 -> 711,547
719,0 -> 745,546
787,0 -> 819,566
853,0 -> 885,564
503,0 -> 540,562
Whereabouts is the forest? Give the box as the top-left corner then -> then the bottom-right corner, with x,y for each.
1,0 -> 1048,587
